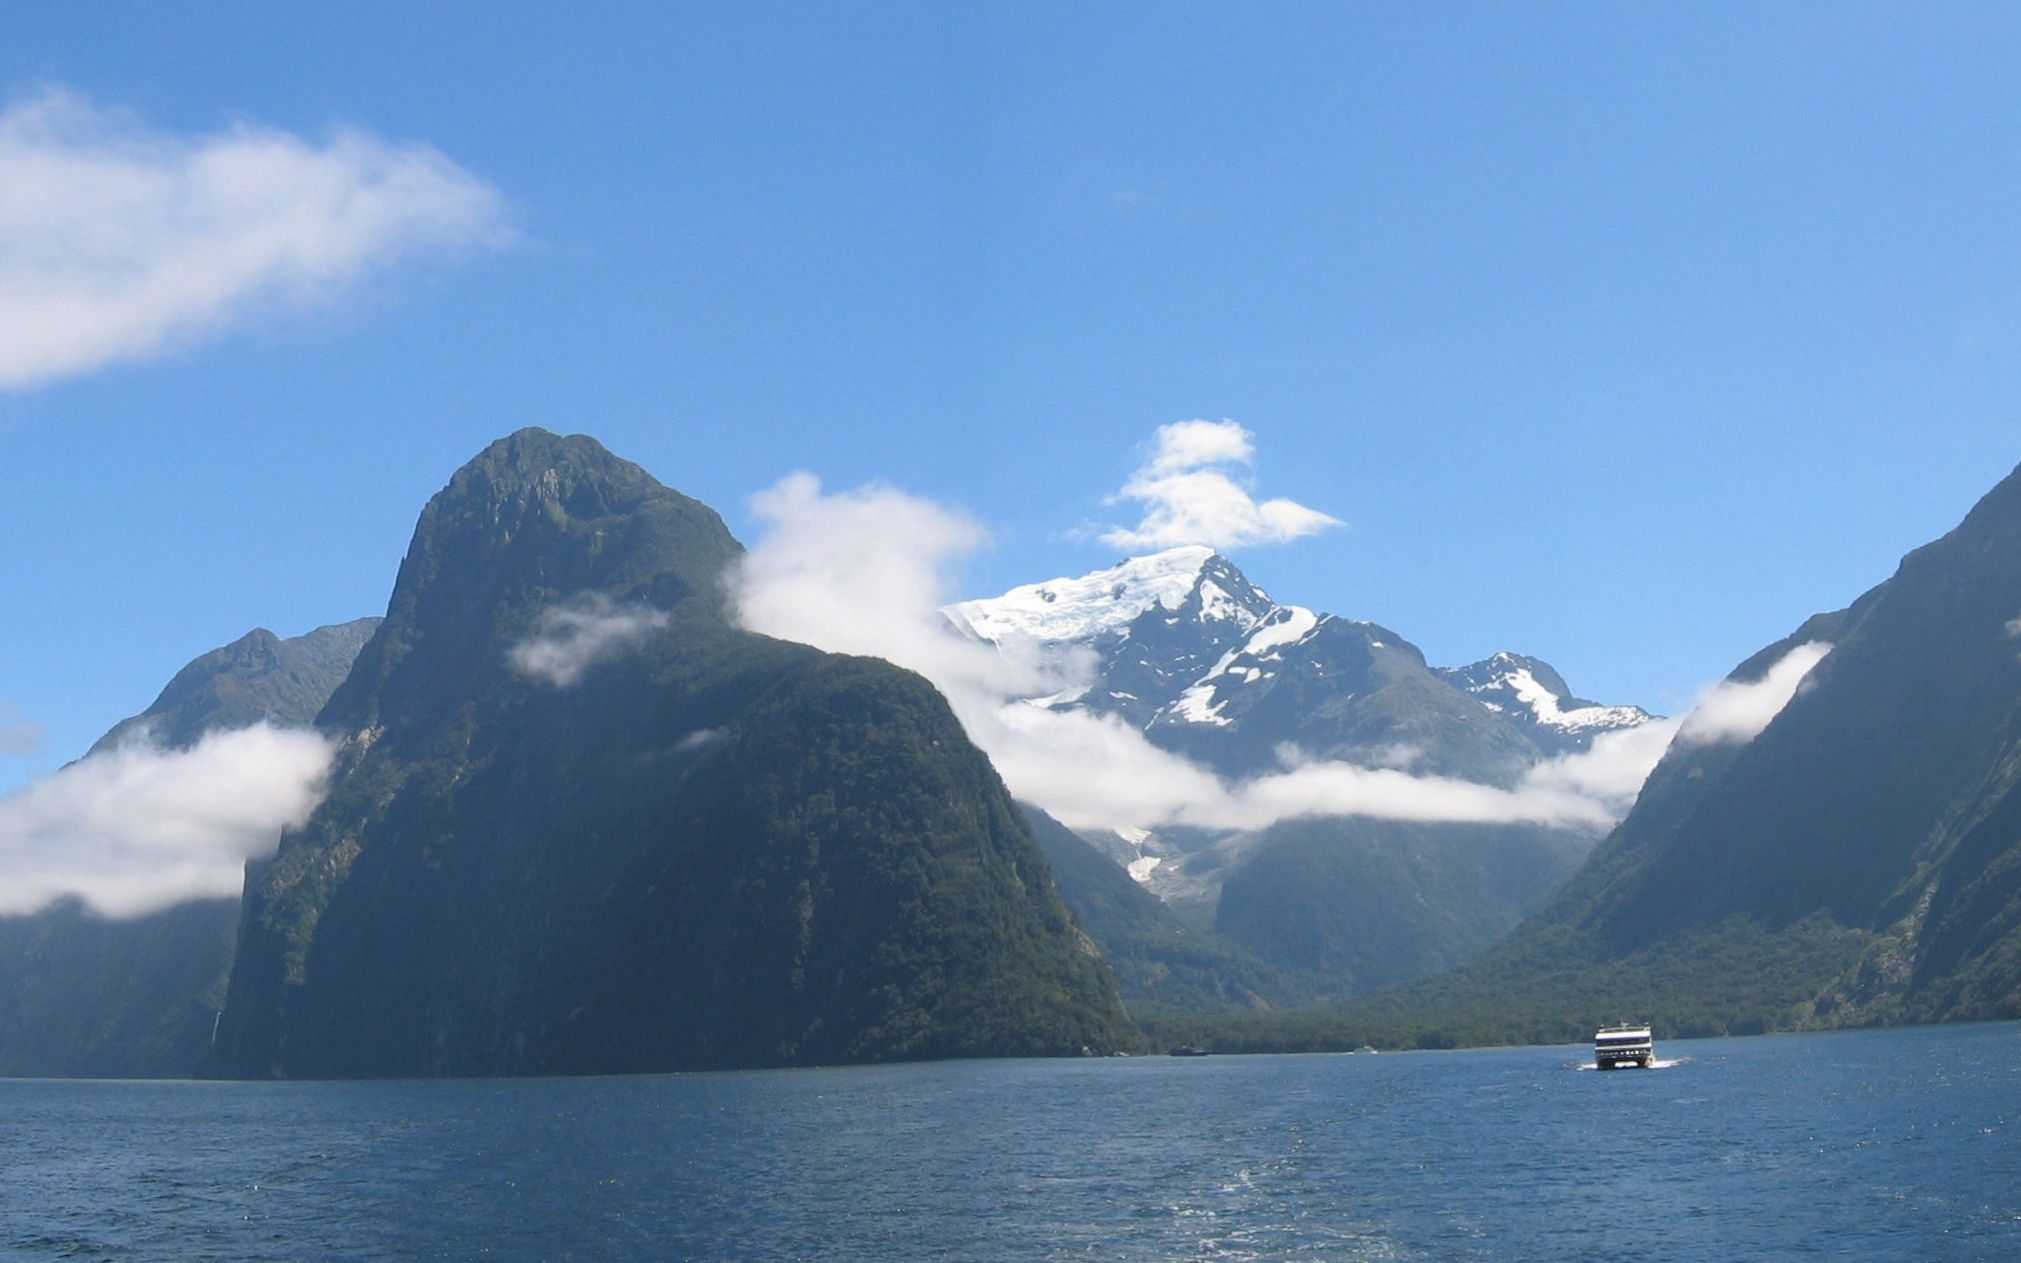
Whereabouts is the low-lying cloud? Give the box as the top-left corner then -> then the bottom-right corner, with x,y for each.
1520,642 -> 1832,816
0,86 -> 507,391
1676,642 -> 1832,746
1100,420 -> 1342,553
509,593 -> 670,687
733,472 -> 1826,838
0,723 -> 335,918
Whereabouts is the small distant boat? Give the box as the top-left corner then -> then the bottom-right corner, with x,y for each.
1594,1023 -> 1655,1070
1355,1045 -> 1377,1055
1168,1045 -> 1212,1057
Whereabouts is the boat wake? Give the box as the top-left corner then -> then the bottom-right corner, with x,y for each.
1572,1057 -> 1689,1072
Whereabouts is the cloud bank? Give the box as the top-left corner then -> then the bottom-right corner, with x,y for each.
0,87 -> 507,391
734,472 -> 1825,838
0,723 -> 335,918
509,593 -> 671,687
1100,420 -> 1343,552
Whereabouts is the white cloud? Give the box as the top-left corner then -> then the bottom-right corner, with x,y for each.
0,705 -> 41,755
1519,641 -> 1833,816
1100,419 -> 1343,552
0,87 -> 507,391
1521,719 -> 1681,814
0,723 -> 335,918
508,593 -> 670,687
1676,641 -> 1831,747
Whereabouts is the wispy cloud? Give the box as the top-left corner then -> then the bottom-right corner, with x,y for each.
0,723 -> 335,918
1676,642 -> 1831,747
739,472 -> 1812,837
508,593 -> 670,687
0,705 -> 41,755
1522,642 -> 1832,816
1099,420 -> 1342,553
0,86 -> 507,391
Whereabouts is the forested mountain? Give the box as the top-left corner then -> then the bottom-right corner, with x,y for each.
1353,460 -> 2021,1045
89,620 -> 380,755
0,620 -> 377,1077
208,429 -> 1131,1077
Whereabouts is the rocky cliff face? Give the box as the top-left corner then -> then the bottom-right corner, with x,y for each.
209,429 -> 1131,1077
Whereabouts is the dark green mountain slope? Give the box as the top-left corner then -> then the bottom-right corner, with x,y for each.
209,429 -> 1130,1077
1215,818 -> 1591,999
90,620 -> 380,755
1355,460 -> 2021,1045
0,620 -> 378,1077
1018,805 -> 1290,1019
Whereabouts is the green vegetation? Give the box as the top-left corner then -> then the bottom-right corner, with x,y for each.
1214,818 -> 1591,998
1020,806 -> 1292,1022
212,429 -> 1131,1077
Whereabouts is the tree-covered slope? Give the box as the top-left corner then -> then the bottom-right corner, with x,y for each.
90,619 -> 380,755
209,429 -> 1130,1077
1353,459 -> 2021,1043
1214,818 -> 1591,999
1019,805 -> 1290,1019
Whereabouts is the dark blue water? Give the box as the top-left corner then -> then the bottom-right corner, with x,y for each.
3,1022 -> 2016,1261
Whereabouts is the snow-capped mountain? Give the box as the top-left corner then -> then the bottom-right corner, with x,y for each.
948,546 -> 1276,729
1435,652 -> 1653,757
950,547 -> 1662,1003
949,546 -> 1648,783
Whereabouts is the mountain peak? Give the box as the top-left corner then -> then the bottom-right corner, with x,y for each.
1436,652 -> 1654,752
319,430 -> 742,731
947,546 -> 1267,645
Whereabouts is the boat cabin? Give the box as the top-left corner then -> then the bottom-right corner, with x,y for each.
1593,1024 -> 1654,1070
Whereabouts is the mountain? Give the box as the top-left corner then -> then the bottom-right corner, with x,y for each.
949,547 -> 1652,998
1214,818 -> 1592,996
948,547 -> 1576,782
1018,804 -> 1292,1018
0,619 -> 377,1077
1434,652 -> 1652,757
1362,459 -> 2021,1044
90,620 -> 381,755
209,429 -> 1131,1078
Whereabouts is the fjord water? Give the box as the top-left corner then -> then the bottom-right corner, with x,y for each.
4,1023 -> 2015,1261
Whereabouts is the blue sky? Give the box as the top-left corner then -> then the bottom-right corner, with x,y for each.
4,3 -> 2020,797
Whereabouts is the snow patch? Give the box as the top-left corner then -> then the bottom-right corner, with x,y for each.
946,546 -> 1216,645
1169,680 -> 1233,726
1127,855 -> 1163,882
1244,605 -> 1321,660
1495,666 -> 1648,733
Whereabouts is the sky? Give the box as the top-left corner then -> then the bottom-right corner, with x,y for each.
4,3 -> 2021,802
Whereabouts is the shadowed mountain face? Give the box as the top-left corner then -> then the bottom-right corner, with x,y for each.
0,619 -> 378,1078
90,620 -> 380,756
1372,460 -> 2021,1043
210,429 -> 1131,1078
